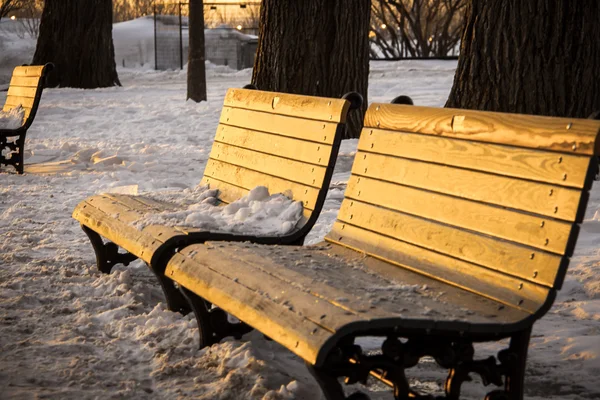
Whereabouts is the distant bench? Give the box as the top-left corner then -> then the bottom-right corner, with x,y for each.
165,104 -> 600,400
73,87 -> 361,314
1,63 -> 53,174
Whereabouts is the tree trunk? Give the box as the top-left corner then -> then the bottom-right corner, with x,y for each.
187,0 -> 207,102
252,0 -> 370,138
32,0 -> 120,88
446,0 -> 600,118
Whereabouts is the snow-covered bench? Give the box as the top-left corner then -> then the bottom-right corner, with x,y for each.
73,87 -> 362,314
1,63 -> 53,174
165,104 -> 600,400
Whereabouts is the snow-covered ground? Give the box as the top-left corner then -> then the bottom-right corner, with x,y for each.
1,24 -> 600,399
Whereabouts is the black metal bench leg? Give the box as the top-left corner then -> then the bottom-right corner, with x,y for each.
80,225 -> 138,274
503,328 -> 531,400
179,287 -> 253,349
148,255 -> 191,314
306,363 -> 348,400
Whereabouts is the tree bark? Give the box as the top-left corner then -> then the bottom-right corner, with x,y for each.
32,0 -> 120,88
187,0 -> 207,102
252,0 -> 370,138
446,0 -> 600,118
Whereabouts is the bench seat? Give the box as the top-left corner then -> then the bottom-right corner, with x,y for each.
167,240 -> 534,366
167,103 -> 600,400
73,87 -> 359,313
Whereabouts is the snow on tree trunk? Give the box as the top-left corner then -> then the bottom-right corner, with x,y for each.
187,0 -> 207,102
251,0 -> 370,138
32,0 -> 120,88
446,0 -> 600,118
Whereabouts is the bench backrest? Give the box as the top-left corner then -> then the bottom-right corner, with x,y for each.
2,64 -> 52,129
200,88 -> 350,235
326,104 -> 600,315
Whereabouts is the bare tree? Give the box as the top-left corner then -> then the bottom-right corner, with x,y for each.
446,0 -> 600,118
0,0 -> 24,21
370,0 -> 467,58
187,0 -> 206,102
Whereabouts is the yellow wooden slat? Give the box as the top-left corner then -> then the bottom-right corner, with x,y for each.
166,251 -> 329,365
220,107 -> 340,144
336,200 -> 562,287
223,88 -> 350,123
352,152 -> 583,221
12,65 -> 45,77
358,128 -> 592,188
201,159 -> 319,211
215,124 -> 333,167
7,86 -> 38,98
326,222 -> 550,313
209,142 -> 327,187
345,175 -> 573,255
365,104 -> 600,155
9,75 -> 42,88
4,95 -> 35,109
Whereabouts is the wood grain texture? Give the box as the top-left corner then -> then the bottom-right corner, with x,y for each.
223,88 -> 350,123
325,222 -> 550,313
8,76 -> 41,88
365,104 -> 600,155
11,65 -> 45,77
336,200 -> 562,287
358,128 -> 592,188
7,86 -> 38,98
344,175 -> 573,255
351,152 -> 583,221
4,96 -> 36,110
220,107 -> 339,144
215,125 -> 332,166
201,159 -> 320,211
166,251 -> 330,365
166,240 -> 534,366
209,142 -> 327,187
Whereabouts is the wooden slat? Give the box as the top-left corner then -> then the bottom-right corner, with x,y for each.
220,107 -> 340,144
200,242 -> 394,318
209,142 -> 327,187
358,128 -> 592,188
201,175 -> 249,204
345,175 -> 573,255
215,125 -> 332,166
12,65 -> 45,77
326,222 -> 550,313
166,251 -> 330,365
7,86 -> 37,98
103,193 -> 160,212
352,152 -> 583,221
73,200 -> 161,263
336,200 -> 562,287
182,243 -> 367,326
223,88 -> 350,123
85,194 -> 147,223
365,104 -> 600,155
9,75 -> 42,88
202,159 -> 320,211
4,96 -> 35,110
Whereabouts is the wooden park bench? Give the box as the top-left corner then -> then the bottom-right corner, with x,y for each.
165,104 -> 600,400
1,63 -> 53,174
72,87 -> 361,314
